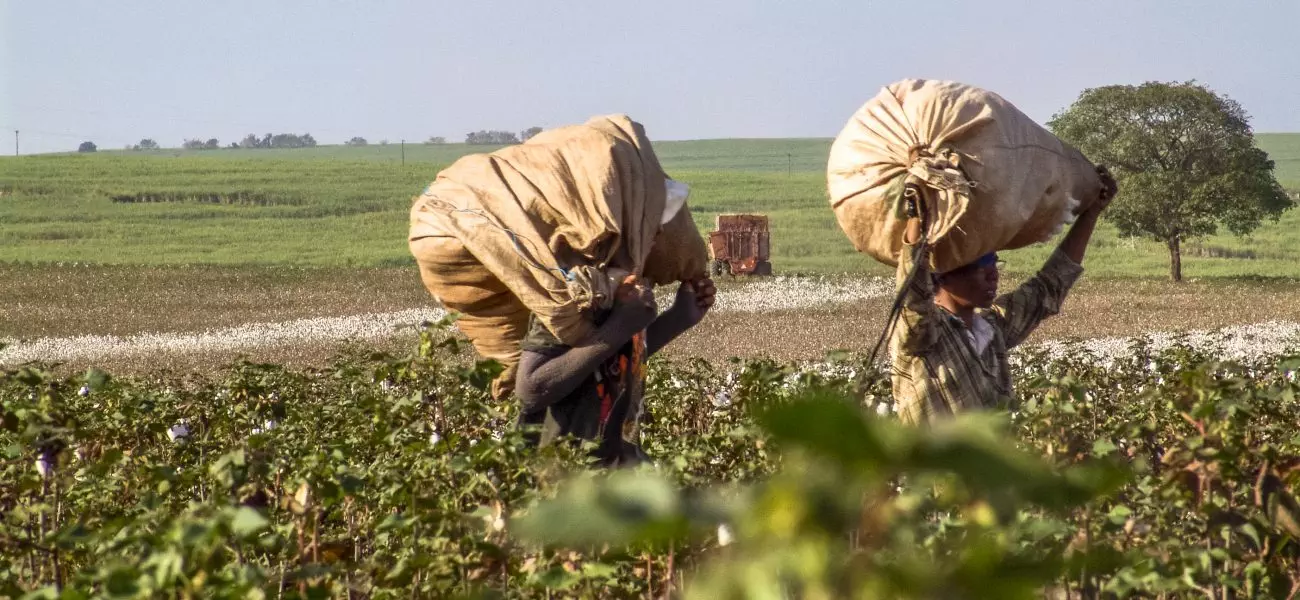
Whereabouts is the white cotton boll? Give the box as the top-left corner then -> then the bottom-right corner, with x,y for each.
34,456 -> 53,478
717,524 -> 734,547
430,431 -> 441,445
167,422 -> 190,443
876,403 -> 892,416
712,389 -> 733,408
77,385 -> 90,397
380,379 -> 395,392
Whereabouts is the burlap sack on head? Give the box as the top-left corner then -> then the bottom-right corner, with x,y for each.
409,114 -> 707,398
642,203 -> 709,285
827,79 -> 1103,273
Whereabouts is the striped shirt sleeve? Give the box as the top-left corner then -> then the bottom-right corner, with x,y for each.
989,249 -> 1084,348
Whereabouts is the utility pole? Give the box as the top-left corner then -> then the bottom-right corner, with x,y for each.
13,130 -> 18,156
401,139 -> 405,167
787,153 -> 792,177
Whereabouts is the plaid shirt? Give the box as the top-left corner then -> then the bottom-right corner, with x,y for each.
890,244 -> 1083,425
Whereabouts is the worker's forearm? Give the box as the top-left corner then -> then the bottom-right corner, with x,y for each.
516,312 -> 646,410
1057,208 -> 1101,265
646,305 -> 693,356
904,216 -> 923,245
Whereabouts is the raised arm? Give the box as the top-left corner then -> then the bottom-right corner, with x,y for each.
990,166 -> 1117,347
1059,165 -> 1118,265
647,278 -> 716,356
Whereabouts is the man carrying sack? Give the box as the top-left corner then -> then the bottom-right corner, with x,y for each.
890,167 -> 1117,424
516,275 -> 715,468
408,115 -> 714,466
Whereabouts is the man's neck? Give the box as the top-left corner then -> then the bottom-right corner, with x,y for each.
935,295 -> 978,327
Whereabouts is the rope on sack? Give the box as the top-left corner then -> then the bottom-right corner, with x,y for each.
867,181 -> 929,366
867,172 -> 980,417
867,182 -> 966,418
868,144 -> 976,367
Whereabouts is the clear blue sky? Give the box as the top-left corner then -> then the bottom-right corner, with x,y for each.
4,0 -> 1299,154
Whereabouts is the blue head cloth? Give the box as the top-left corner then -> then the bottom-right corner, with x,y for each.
937,252 -> 999,277
972,252 -> 999,269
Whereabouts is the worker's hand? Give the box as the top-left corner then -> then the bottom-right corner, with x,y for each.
1095,165 -> 1118,211
902,184 -> 926,245
611,278 -> 657,332
672,278 -> 717,326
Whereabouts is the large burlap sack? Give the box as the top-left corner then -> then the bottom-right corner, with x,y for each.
409,115 -> 707,398
827,79 -> 1103,273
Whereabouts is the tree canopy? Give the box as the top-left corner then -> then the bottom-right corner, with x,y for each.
1050,81 -> 1291,281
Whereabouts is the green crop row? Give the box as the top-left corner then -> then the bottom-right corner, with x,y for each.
3,323 -> 1300,598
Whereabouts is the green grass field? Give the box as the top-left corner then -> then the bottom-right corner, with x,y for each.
2,135 -> 1298,277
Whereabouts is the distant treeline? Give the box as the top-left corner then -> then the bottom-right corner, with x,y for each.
108,127 -> 546,152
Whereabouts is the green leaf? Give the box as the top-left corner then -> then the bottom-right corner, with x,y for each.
512,469 -> 694,548
753,390 -> 891,471
230,506 -> 270,537
1092,438 -> 1118,457
103,565 -> 140,597
18,587 -> 59,600
82,368 -> 110,391
532,565 -> 579,590
580,562 -> 618,579
1107,504 -> 1133,525
143,549 -> 183,587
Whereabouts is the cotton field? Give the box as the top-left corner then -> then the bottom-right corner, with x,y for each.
0,276 -> 894,366
3,275 -> 1299,369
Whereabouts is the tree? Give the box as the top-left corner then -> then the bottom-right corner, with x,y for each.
204,138 -> 220,150
234,132 -> 315,149
182,138 -> 206,150
520,126 -> 543,141
345,137 -> 368,147
465,130 -> 520,144
1050,82 -> 1292,281
77,141 -> 97,153
135,139 -> 159,151
424,136 -> 447,145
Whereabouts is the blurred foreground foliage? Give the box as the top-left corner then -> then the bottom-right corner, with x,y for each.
3,321 -> 1300,598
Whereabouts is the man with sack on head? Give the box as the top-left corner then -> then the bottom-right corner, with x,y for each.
515,274 -> 716,468
891,167 -> 1118,425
